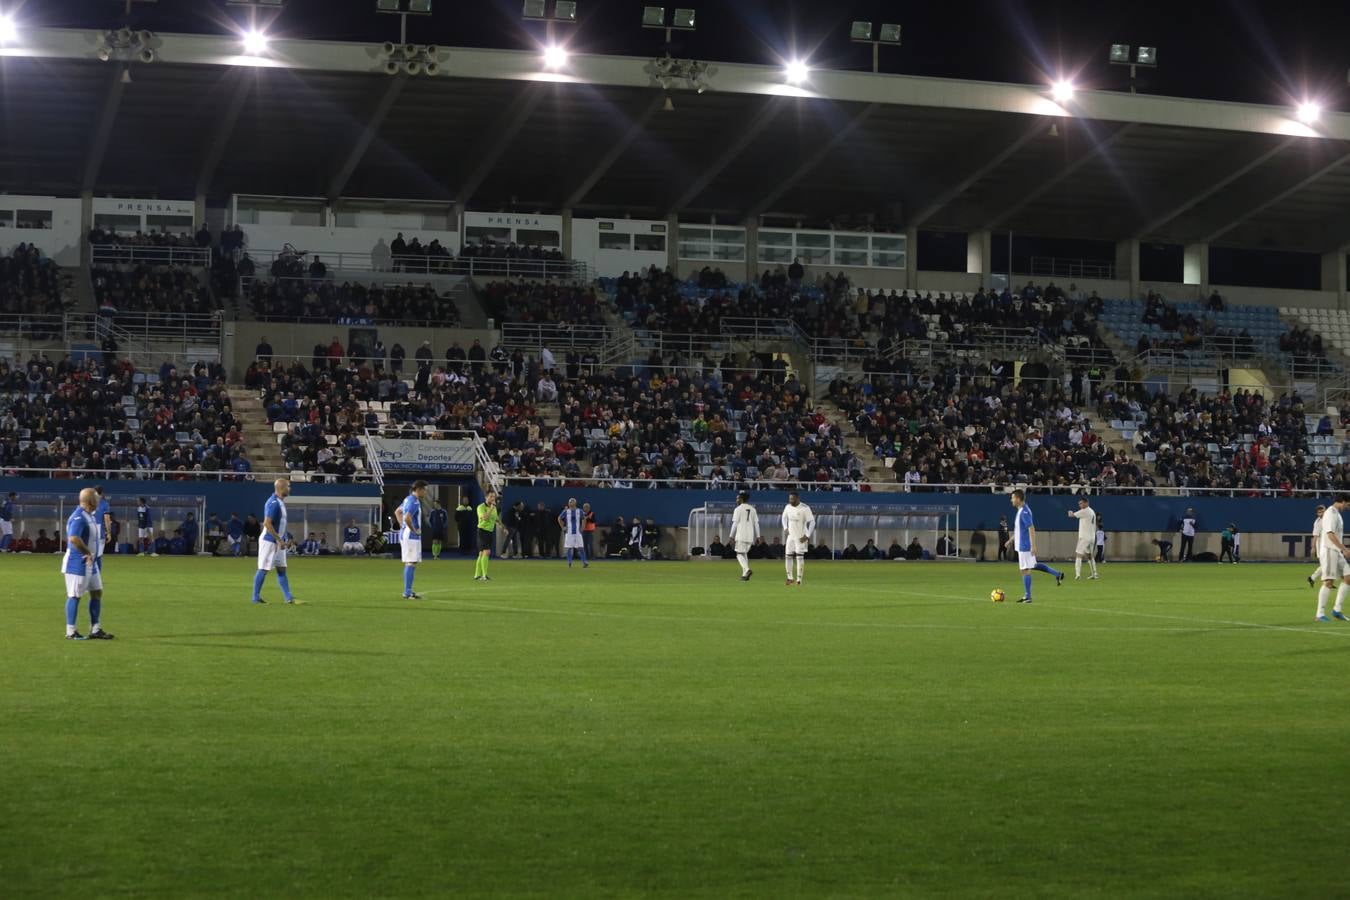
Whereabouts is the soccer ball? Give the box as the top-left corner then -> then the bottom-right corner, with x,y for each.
990,588 -> 1006,603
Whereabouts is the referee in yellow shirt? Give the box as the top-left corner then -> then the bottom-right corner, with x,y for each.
473,490 -> 499,581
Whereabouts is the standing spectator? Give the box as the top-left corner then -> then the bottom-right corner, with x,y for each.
788,257 -> 804,289
535,501 -> 557,558
427,504 -> 448,560
390,341 -> 406,375
414,340 -> 433,369
1095,518 -> 1106,564
503,500 -> 525,558
468,339 -> 486,374
180,512 -> 199,554
327,335 -> 344,370
1219,523 -> 1235,564
101,334 -> 118,369
581,502 -> 597,561
243,513 -> 262,555
309,256 -> 328,283
255,335 -> 273,365
1179,508 -> 1197,561
0,491 -> 14,551
390,232 -> 407,270
454,493 -> 476,556
996,515 -> 1009,562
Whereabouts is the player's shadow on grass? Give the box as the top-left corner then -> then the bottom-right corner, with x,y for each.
138,629 -> 327,640
152,639 -> 392,657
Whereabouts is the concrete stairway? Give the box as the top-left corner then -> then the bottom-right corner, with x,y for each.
226,387 -> 287,473
813,397 -> 898,487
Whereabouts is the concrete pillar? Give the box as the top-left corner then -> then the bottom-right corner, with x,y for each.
1183,242 -> 1209,291
560,208 -> 573,259
451,202 -> 465,253
905,225 -> 919,291
1322,249 -> 1347,309
966,230 -> 992,283
1115,237 -> 1140,299
80,191 -> 93,267
194,194 -> 207,229
744,222 -> 758,285
666,213 -> 679,273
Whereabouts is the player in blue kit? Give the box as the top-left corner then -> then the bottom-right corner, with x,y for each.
251,478 -> 296,604
136,497 -> 154,556
557,497 -> 589,568
394,481 -> 428,599
63,487 -> 114,640
1006,489 -> 1064,603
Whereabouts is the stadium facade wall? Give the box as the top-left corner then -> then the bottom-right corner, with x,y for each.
233,223 -> 460,261
499,486 -> 1324,562
224,322 -> 500,380
0,195 -> 83,266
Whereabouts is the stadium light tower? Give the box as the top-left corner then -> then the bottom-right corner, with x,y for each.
1108,43 -> 1157,94
1298,101 -> 1322,125
849,21 -> 901,74
0,13 -> 16,44
375,0 -> 431,45
523,0 -> 577,68
1051,79 -> 1075,103
784,59 -> 810,86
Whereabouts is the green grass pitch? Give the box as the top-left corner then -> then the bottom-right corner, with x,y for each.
3,554 -> 1349,898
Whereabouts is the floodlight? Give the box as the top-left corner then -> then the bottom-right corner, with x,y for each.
1109,43 -> 1130,64
522,0 -> 546,18
241,29 -> 269,55
785,59 -> 810,85
1136,46 -> 1157,66
850,21 -> 873,41
1298,101 -> 1322,124
376,0 -> 400,8
408,0 -> 432,11
878,23 -> 901,44
672,8 -> 694,29
555,1 -> 577,21
1051,80 -> 1075,102
543,44 -> 569,68
642,6 -> 665,27
0,14 -> 15,44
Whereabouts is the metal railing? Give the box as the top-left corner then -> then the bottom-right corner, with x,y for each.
498,323 -> 613,352
0,466 -> 379,483
66,311 -> 222,351
1027,256 -> 1115,280
248,247 -> 590,281
719,317 -> 807,343
90,244 -> 212,268
0,313 -> 66,341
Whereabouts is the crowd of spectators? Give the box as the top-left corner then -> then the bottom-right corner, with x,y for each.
0,244 -> 70,319
1137,293 -> 1257,359
387,233 -> 455,273
92,265 -> 216,316
246,279 -> 460,327
87,226 -> 204,249
831,365 -> 1149,489
0,353 -> 251,479
1278,326 -> 1326,359
480,281 -> 604,327
251,359 -> 374,480
1100,383 -> 1350,492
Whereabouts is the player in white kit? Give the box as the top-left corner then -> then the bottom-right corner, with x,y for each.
1067,496 -> 1100,580
1316,495 -> 1350,622
781,492 -> 815,586
730,491 -> 761,581
1308,504 -> 1326,588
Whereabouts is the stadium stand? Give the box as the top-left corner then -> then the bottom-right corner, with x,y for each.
246,278 -> 461,327
0,354 -> 248,478
0,244 -> 71,317
480,281 -> 604,327
829,366 -> 1148,488
92,264 -> 217,315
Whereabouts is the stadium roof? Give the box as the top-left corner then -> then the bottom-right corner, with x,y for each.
5,27 -> 1350,252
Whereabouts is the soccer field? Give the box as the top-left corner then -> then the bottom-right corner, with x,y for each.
3,555 -> 1347,898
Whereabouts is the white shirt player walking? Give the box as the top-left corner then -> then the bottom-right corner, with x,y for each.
1067,497 -> 1099,580
780,492 -> 815,586
730,491 -> 760,581
1308,504 -> 1327,587
1316,497 -> 1350,622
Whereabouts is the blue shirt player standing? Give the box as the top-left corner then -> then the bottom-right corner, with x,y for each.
0,491 -> 15,551
394,480 -> 427,599
557,497 -> 589,568
63,487 -> 114,640
1006,489 -> 1064,603
251,478 -> 296,604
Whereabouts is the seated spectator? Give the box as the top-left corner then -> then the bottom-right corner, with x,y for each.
0,244 -> 71,322
708,534 -> 726,558
860,538 -> 884,560
905,537 -> 924,560
887,538 -> 904,560
300,533 -> 321,556
247,278 -> 461,327
34,529 -> 58,553
342,520 -> 365,555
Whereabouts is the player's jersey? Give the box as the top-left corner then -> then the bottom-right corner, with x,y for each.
560,506 -> 584,535
781,503 -> 815,542
1014,505 -> 1034,552
1320,506 -> 1344,553
137,505 -> 151,529
1181,516 -> 1197,537
731,504 -> 760,543
1095,528 -> 1105,547
476,502 -> 498,533
61,509 -> 95,576
262,494 -> 288,544
1072,507 -> 1097,540
399,495 -> 421,539
1314,516 -> 1325,540
94,499 -> 110,558
0,499 -> 12,521
343,526 -> 361,543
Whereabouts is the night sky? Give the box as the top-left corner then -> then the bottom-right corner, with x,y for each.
20,0 -> 1350,110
